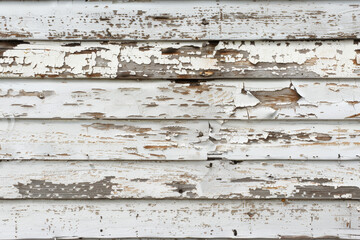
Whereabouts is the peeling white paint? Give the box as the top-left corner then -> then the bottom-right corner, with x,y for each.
2,160 -> 359,200
0,79 -> 359,119
0,119 -> 359,160
0,1 -> 359,239
0,200 -> 358,239
0,40 -> 359,79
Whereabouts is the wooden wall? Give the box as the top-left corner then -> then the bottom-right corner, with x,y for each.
0,0 -> 360,239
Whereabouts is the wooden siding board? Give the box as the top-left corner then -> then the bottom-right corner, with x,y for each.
1,1 -> 359,239
1,79 -> 360,120
1,200 -> 359,239
0,1 -> 359,40
2,160 -> 360,200
0,119 -> 360,160
0,40 -> 360,79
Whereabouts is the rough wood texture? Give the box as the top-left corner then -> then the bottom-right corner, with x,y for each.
2,1 -> 360,239
2,160 -> 360,200
1,200 -> 359,239
1,119 -> 360,160
0,1 -> 359,40
1,79 -> 360,119
1,40 -> 360,79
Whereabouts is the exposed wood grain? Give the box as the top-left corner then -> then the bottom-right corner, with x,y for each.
1,200 -> 359,239
0,40 -> 360,79
1,79 -> 360,119
2,160 -> 360,200
0,1 -> 359,40
1,119 -> 360,160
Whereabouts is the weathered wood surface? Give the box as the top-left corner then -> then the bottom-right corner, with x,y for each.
2,160 -> 360,200
1,40 -> 360,79
1,200 -> 359,239
0,1 -> 360,41
1,119 -> 360,160
2,79 -> 360,119
2,1 -> 360,239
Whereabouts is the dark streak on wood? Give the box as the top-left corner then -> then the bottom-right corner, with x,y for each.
0,40 -> 29,56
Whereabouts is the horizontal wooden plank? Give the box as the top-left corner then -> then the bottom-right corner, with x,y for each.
2,160 -> 360,200
0,40 -> 359,79
1,119 -> 360,160
1,200 -> 359,239
1,79 -> 360,119
0,1 -> 359,40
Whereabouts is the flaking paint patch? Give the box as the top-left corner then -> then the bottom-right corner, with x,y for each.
15,177 -> 116,199
250,87 -> 301,110
249,188 -> 271,198
293,185 -> 360,199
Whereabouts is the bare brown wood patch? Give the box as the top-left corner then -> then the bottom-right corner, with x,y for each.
15,177 -> 115,199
